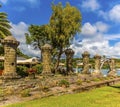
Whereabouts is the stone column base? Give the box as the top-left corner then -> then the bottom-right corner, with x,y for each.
108,70 -> 117,77
91,70 -> 102,75
42,71 -> 54,76
81,70 -> 90,74
2,72 -> 19,79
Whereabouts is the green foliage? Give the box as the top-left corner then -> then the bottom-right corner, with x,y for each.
25,25 -> 49,50
85,80 -> 91,83
0,5 -> 11,39
0,88 -> 4,97
25,2 -> 82,72
20,89 -> 30,97
48,2 -> 82,49
47,2 -> 82,71
0,44 -> 4,55
0,62 -> 3,70
33,64 -> 43,74
76,79 -> 82,85
16,66 -> 28,77
58,79 -> 69,87
48,2 -> 81,48
17,48 -> 30,59
92,78 -> 100,82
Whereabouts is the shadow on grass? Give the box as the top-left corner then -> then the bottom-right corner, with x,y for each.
109,85 -> 120,89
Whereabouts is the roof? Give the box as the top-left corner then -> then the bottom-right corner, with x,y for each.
0,56 -> 39,65
17,57 -> 39,65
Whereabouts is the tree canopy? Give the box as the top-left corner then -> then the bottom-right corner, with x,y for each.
47,2 -> 82,50
25,2 -> 82,72
47,2 -> 82,71
25,25 -> 49,50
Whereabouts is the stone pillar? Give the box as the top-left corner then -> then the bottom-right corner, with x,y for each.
108,58 -> 116,76
65,48 -> 74,74
1,36 -> 19,79
82,51 -> 90,74
93,54 -> 101,75
41,44 -> 52,75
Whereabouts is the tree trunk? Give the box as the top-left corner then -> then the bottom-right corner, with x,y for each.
54,49 -> 62,73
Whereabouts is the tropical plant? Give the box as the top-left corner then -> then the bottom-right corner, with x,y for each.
16,66 -> 28,77
0,5 -> 11,39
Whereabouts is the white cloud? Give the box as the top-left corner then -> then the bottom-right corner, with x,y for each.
81,0 -> 100,11
95,21 -> 109,33
104,34 -> 120,41
10,22 -> 40,57
109,4 -> 120,23
99,10 -> 108,20
10,21 -> 120,58
81,22 -> 109,37
81,22 -> 97,37
99,4 -> 120,23
70,22 -> 120,58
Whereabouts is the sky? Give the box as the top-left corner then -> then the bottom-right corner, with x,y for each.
0,0 -> 120,58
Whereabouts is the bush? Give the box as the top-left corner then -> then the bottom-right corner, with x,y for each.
59,79 -> 69,87
85,80 -> 91,83
76,79 -> 82,85
16,66 -> 28,77
92,78 -> 100,82
33,64 -> 43,74
20,89 -> 30,97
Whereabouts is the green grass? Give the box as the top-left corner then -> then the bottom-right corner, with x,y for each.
4,84 -> 120,107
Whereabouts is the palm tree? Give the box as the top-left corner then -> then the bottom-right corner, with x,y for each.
0,5 -> 11,39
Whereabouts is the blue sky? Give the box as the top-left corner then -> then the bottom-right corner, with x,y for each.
0,0 -> 120,58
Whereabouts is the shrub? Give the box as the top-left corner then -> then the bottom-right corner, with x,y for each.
4,86 -> 14,96
0,88 -> 5,101
85,80 -> 91,83
16,66 -> 28,77
20,89 -> 30,97
76,79 -> 82,85
59,79 -> 69,87
33,64 -> 43,74
92,78 -> 100,82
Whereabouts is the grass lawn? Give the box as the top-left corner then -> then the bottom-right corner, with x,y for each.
4,84 -> 120,107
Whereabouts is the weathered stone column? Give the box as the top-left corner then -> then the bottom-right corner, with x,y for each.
1,36 -> 19,79
65,48 -> 74,74
93,54 -> 101,75
108,58 -> 116,76
82,51 -> 90,74
41,44 -> 52,75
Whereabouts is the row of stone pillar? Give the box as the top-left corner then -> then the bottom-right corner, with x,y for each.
41,46 -> 75,75
1,36 -> 116,79
81,51 -> 116,76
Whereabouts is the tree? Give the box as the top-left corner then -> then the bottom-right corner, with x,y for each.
25,2 -> 82,73
0,5 -> 11,56
0,5 -> 11,39
47,2 -> 82,72
25,25 -> 49,51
